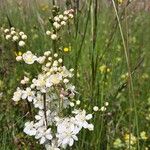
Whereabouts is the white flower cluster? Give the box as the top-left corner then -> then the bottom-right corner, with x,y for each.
3,27 -> 27,47
93,102 -> 109,112
12,51 -> 93,149
46,9 -> 74,40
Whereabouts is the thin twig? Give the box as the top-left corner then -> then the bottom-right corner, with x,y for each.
43,93 -> 48,127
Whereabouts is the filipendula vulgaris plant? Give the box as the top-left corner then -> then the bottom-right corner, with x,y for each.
12,7 -> 105,149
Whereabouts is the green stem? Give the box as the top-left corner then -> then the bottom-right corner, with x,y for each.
111,0 -> 139,149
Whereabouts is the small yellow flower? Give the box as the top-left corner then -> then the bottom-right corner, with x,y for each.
118,0 -> 124,4
107,68 -> 110,73
64,47 -> 69,52
63,46 -> 71,52
113,138 -> 124,148
121,73 -> 129,80
99,65 -> 110,74
124,133 -> 137,145
99,65 -> 107,73
140,131 -> 148,140
15,51 -> 22,56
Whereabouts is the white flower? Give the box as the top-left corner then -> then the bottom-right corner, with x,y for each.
34,110 -> 53,126
37,56 -> 46,64
44,51 -> 51,56
19,31 -> 24,36
51,34 -> 57,40
61,66 -> 73,78
20,80 -> 26,85
48,57 -> 52,61
70,68 -> 74,72
46,30 -> 51,36
68,14 -> 74,19
22,51 -> 37,64
85,114 -> 93,120
33,93 -> 44,109
24,121 -> 37,136
46,74 -> 62,87
5,34 -> 11,40
12,35 -> 19,41
24,76 -> 29,82
100,106 -> 106,112
12,36 -> 95,149
12,87 -> 23,102
63,78 -> 69,84
56,118 -> 79,148
4,29 -> 9,33
59,14 -> 63,19
11,31 -> 16,35
45,140 -> 60,150
30,84 -> 35,89
93,106 -> 99,112
76,100 -> 80,105
53,22 -> 61,29
54,16 -> 60,22
52,60 -> 58,67
74,110 -> 93,129
35,127 -> 53,144
11,27 -> 15,31
54,53 -> 58,58
69,102 -> 74,107
46,62 -> 51,67
63,16 -> 68,21
87,124 -> 94,131
64,11 -> 69,15
105,102 -> 109,106
60,21 -> 66,26
58,58 -> 62,63
16,56 -> 22,61
21,34 -> 27,40
22,87 -> 35,102
19,41 -> 25,47
33,74 -> 46,92
20,76 -> 29,85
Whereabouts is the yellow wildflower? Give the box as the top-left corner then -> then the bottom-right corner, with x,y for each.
64,47 -> 69,52
140,131 -> 148,140
15,51 -> 22,56
113,138 -> 124,148
107,68 -> 110,73
124,133 -> 137,145
63,46 -> 71,52
99,65 -> 107,73
118,0 -> 124,4
99,65 -> 110,74
121,73 -> 129,80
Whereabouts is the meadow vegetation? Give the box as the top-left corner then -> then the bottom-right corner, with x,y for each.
0,0 -> 150,149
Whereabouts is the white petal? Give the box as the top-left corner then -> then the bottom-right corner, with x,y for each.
72,135 -> 78,141
69,138 -> 74,146
62,137 -> 69,145
85,114 -> 93,120
22,94 -> 27,99
46,134 -> 52,140
40,136 -> 46,144
88,124 -> 94,131
30,129 -> 36,136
